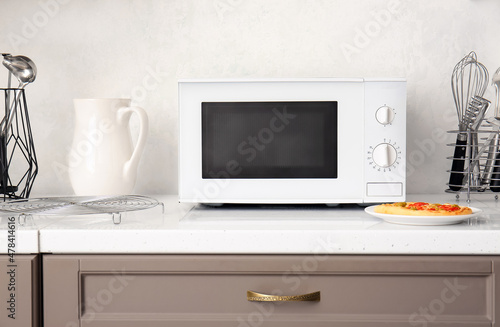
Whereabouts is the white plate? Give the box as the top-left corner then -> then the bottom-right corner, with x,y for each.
364,206 -> 482,226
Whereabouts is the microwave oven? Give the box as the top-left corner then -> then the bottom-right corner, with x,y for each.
178,78 -> 406,205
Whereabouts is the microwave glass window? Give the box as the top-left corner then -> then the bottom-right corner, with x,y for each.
202,101 -> 337,179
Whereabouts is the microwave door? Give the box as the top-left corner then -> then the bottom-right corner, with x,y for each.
201,101 -> 338,180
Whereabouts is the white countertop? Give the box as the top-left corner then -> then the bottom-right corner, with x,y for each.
1,194 -> 500,255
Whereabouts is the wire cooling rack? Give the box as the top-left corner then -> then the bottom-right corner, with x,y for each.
0,195 -> 163,224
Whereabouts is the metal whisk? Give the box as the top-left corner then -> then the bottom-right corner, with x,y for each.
452,51 -> 489,121
448,51 -> 489,191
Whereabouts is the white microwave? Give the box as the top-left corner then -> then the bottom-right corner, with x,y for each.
178,78 -> 406,205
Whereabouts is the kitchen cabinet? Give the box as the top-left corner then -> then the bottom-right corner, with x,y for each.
43,254 -> 500,327
0,254 -> 40,327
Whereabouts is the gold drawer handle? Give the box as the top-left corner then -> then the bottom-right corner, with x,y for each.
247,290 -> 320,302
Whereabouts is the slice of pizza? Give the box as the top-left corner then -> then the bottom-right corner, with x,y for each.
374,202 -> 473,216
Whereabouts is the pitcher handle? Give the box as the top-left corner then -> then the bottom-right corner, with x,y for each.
118,106 -> 149,179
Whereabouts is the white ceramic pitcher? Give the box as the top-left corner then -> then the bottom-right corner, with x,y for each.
68,98 -> 148,195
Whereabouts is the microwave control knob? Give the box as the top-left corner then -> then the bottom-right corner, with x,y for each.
372,143 -> 397,168
375,106 -> 395,125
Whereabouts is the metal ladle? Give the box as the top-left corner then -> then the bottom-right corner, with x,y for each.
1,54 -> 12,108
486,67 -> 500,191
1,55 -> 37,136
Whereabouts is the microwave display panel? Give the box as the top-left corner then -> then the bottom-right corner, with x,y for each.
202,101 -> 337,179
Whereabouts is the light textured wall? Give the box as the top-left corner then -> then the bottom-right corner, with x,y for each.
1,0 -> 500,196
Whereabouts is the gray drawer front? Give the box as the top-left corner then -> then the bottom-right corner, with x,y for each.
44,255 -> 497,327
0,254 -> 40,327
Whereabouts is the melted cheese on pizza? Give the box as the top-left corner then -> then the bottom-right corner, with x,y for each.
374,202 -> 473,216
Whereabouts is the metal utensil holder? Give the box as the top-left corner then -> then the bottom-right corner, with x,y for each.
0,88 -> 37,200
446,123 -> 500,201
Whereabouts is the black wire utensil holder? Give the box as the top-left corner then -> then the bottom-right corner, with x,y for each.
0,88 -> 38,200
